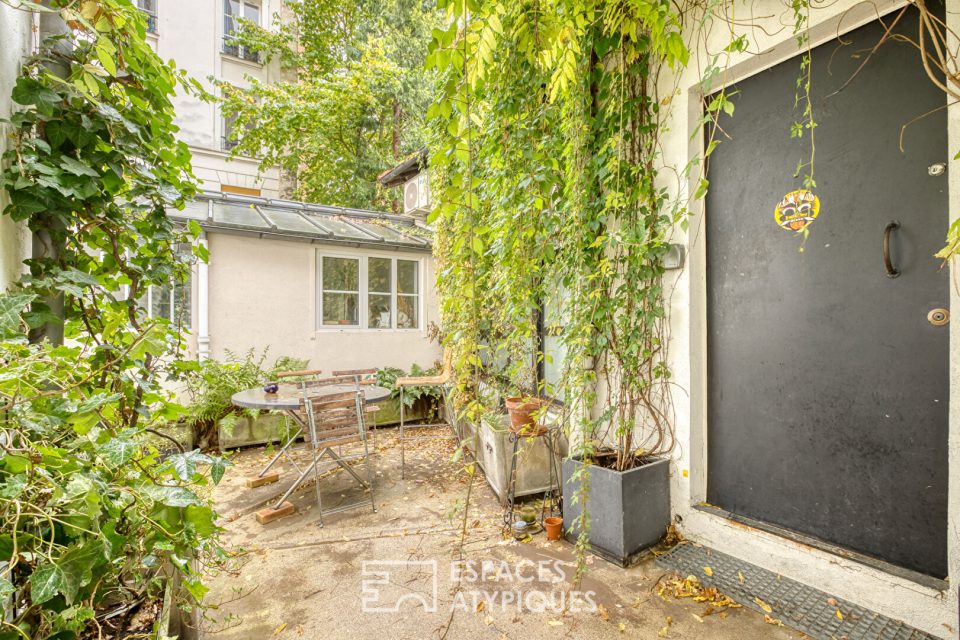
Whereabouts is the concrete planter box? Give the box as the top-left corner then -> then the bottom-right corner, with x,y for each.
562,457 -> 670,566
217,399 -> 432,450
157,568 -> 197,640
218,413 -> 294,450
461,413 -> 566,505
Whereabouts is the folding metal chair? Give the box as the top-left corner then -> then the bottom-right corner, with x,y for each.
268,375 -> 376,526
396,352 -> 455,478
332,368 -> 382,448
251,369 -> 323,484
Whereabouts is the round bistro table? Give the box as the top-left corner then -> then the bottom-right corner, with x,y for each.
232,383 -> 392,485
231,383 -> 392,412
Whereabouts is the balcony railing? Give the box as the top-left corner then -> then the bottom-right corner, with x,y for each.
222,37 -> 260,64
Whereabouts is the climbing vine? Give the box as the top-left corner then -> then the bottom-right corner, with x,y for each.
426,0 -> 960,588
0,0 -> 226,636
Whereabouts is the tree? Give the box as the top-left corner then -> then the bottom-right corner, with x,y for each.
218,0 -> 442,210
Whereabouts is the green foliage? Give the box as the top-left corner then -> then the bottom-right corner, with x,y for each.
216,0 -> 444,210
0,294 -> 228,638
182,349 -> 308,447
427,0 -> 691,473
0,0 -> 225,635
375,364 -> 443,414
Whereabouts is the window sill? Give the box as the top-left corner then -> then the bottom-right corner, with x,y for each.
220,53 -> 264,69
314,328 -> 424,334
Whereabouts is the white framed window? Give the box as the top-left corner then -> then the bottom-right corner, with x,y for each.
138,279 -> 191,327
137,0 -> 158,33
317,252 -> 422,330
223,0 -> 260,62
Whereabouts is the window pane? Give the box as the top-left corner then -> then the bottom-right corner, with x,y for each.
397,260 -> 418,294
398,295 -> 418,329
322,257 -> 359,291
153,285 -> 172,321
368,294 -> 392,329
224,0 -> 238,33
243,2 -> 259,23
175,274 -> 192,328
368,257 -> 391,293
322,293 -> 359,326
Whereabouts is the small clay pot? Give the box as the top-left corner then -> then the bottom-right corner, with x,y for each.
504,396 -> 547,436
544,516 -> 563,541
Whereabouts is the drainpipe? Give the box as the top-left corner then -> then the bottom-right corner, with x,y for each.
28,3 -> 71,346
197,231 -> 210,361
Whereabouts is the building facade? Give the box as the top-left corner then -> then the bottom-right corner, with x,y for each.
144,0 -> 286,197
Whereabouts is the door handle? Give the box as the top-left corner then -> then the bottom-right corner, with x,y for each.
884,221 -> 900,278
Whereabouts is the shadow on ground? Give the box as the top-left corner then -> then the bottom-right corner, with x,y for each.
199,426 -> 805,639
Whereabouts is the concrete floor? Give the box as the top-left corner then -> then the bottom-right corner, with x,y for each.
201,427 -> 806,639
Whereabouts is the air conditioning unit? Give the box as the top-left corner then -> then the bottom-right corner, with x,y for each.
403,172 -> 431,216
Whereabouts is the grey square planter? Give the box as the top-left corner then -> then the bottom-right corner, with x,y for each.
562,456 -> 670,566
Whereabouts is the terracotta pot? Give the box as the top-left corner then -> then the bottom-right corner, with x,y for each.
504,396 -> 547,436
544,516 -> 563,541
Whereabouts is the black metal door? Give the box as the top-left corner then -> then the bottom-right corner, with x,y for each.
705,5 -> 949,578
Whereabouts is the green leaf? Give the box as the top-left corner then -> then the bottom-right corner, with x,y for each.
101,437 -> 137,466
0,293 -> 35,339
142,484 -> 202,507
59,156 -> 100,178
30,562 -> 72,605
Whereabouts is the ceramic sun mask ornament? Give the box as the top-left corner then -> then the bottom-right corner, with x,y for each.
774,189 -> 821,232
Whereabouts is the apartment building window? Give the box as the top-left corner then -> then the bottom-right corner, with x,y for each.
223,0 -> 260,63
318,254 -> 422,330
137,0 -> 158,34
222,111 -> 240,151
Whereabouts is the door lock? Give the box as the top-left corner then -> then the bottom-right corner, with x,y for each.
928,308 -> 949,326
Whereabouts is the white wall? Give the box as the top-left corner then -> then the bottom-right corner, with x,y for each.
0,5 -> 33,290
151,0 -> 285,196
659,1 -> 959,637
203,232 -> 442,373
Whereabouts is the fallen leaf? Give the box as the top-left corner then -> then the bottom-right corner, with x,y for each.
764,615 -> 784,626
826,597 -> 838,606
836,609 -> 844,621
692,614 -> 704,623
753,597 -> 772,614
272,623 -> 287,636
703,566 -> 713,577
547,620 -> 563,627
476,600 -> 485,613
738,571 -> 745,585
618,622 -> 626,633
598,604 -> 609,621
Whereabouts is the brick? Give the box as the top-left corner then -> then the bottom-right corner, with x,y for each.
245,472 -> 280,488
255,501 -> 295,525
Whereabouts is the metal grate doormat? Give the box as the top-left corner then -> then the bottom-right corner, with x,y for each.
655,544 -> 938,640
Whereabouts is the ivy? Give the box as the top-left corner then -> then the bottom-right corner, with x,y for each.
0,0 -> 227,636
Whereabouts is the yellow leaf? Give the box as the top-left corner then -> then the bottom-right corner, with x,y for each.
598,604 -> 609,620
618,622 -> 626,633
738,571 -> 745,584
692,614 -> 704,623
836,609 -> 844,621
547,620 -> 563,627
272,623 -> 287,636
753,597 -> 772,614
703,566 -> 713,577
764,615 -> 784,626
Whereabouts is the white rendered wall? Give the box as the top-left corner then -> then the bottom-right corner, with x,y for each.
0,6 -> 33,290
660,1 -> 959,637
150,0 -> 284,197
204,232 -> 442,372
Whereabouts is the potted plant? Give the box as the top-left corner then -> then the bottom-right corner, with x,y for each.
562,398 -> 672,566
